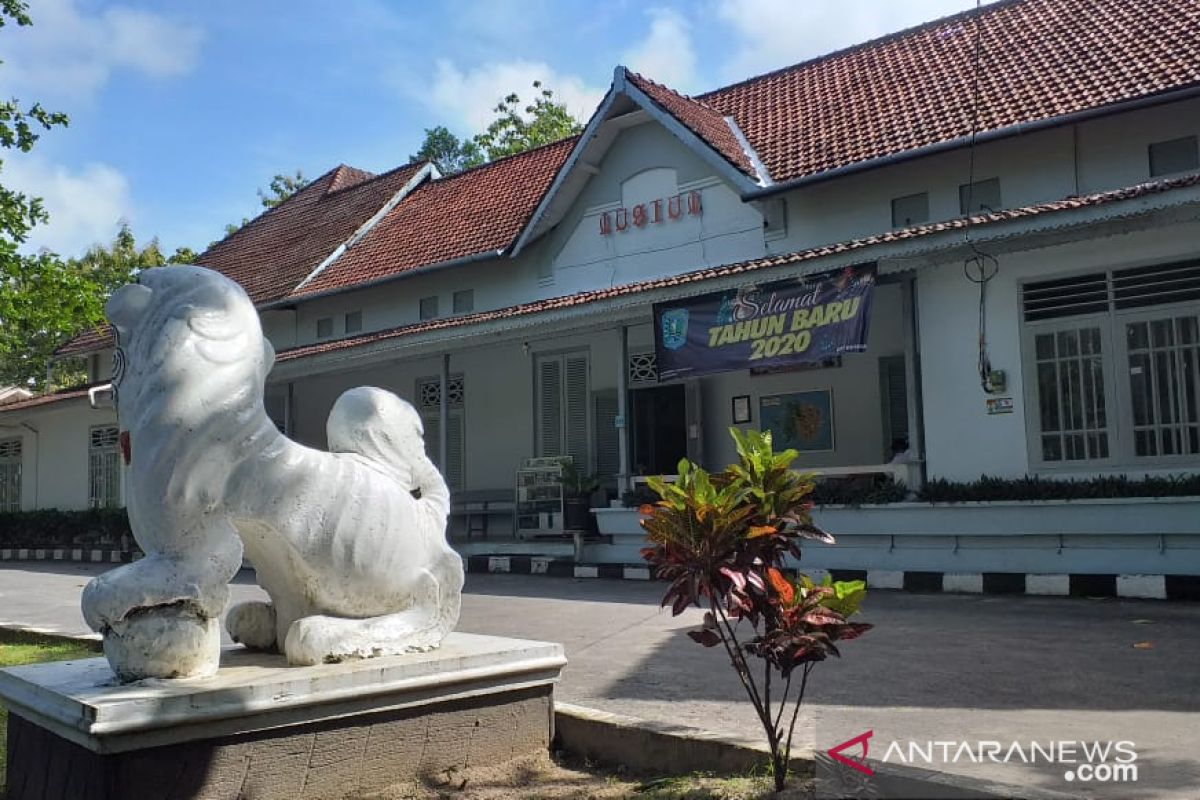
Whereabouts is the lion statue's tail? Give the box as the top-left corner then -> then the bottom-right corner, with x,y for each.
285,386 -> 462,664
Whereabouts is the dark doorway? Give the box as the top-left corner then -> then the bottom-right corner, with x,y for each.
631,384 -> 687,475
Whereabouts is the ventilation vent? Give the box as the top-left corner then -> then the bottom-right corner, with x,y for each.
417,375 -> 464,411
0,439 -> 21,459
89,426 -> 119,449
628,352 -> 658,384
1112,259 -> 1200,310
1022,273 -> 1109,321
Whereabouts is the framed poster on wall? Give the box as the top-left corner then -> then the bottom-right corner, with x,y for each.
731,395 -> 752,424
759,389 -> 835,452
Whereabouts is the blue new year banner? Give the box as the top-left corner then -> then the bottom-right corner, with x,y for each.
653,264 -> 876,380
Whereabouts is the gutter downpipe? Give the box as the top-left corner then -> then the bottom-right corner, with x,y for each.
743,84 -> 1200,200
257,249 -> 505,312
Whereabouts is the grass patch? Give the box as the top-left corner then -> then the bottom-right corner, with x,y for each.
0,628 -> 100,797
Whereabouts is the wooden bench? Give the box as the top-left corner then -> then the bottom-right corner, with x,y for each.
450,489 -> 516,539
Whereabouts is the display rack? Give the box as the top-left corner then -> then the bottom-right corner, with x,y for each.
515,457 -> 567,538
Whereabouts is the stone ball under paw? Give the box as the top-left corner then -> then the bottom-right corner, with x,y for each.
103,606 -> 221,683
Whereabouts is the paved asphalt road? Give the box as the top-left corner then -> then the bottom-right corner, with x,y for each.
2,563 -> 1198,799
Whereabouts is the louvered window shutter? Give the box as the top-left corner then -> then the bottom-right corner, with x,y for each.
446,413 -> 465,490
424,415 -> 441,468
878,355 -> 909,458
537,357 -> 563,457
564,354 -> 590,470
593,390 -> 619,482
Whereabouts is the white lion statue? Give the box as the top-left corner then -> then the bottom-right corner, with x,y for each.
81,265 -> 463,681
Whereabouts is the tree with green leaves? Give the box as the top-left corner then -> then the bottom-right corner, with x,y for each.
473,81 -> 582,162
411,81 -> 583,176
257,170 -> 309,209
0,0 -> 73,390
224,170 -> 310,236
1,223 -> 166,390
409,126 -> 483,176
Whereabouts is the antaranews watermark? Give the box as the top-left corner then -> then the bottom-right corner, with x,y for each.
828,731 -> 1139,785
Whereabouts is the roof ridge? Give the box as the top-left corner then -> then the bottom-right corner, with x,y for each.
203,165 -> 345,254
696,0 -> 1026,100
324,164 -> 376,195
428,134 -> 580,184
625,69 -> 725,115
323,160 -> 425,198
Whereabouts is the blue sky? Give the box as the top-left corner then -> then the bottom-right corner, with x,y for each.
2,0 -> 987,257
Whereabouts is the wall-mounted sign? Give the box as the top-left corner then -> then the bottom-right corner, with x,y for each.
986,397 -> 1014,415
599,190 -> 701,235
653,264 -> 876,381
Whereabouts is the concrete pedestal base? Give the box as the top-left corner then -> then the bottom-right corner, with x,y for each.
0,632 -> 565,800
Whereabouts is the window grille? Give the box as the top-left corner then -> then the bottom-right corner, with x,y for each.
1032,327 -> 1110,462
1126,314 -> 1200,457
89,425 -> 121,509
0,438 -> 20,512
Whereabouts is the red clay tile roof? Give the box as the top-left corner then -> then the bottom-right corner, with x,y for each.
625,71 -> 758,180
292,137 -> 577,298
276,172 -> 1200,364
54,325 -> 113,357
53,162 -> 428,356
198,162 -> 428,305
700,0 -> 1200,183
0,382 -> 100,415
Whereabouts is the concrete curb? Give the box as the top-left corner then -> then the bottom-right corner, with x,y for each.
554,701 -> 804,777
465,555 -> 1200,600
555,703 -> 1080,800
0,624 -> 102,646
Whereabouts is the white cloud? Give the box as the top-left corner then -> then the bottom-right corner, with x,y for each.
714,0 -> 994,82
4,156 -> 133,256
425,59 -> 606,132
2,0 -> 203,100
621,8 -> 698,91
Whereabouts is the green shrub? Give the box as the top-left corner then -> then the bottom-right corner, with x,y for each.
919,473 -> 1200,503
0,508 -> 131,549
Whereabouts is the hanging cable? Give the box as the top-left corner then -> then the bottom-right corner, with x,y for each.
961,0 -> 1000,393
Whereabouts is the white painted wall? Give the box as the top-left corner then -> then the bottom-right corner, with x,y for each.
0,400 -> 120,511
918,221 -> 1200,481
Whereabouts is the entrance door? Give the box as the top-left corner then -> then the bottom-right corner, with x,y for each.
631,384 -> 688,475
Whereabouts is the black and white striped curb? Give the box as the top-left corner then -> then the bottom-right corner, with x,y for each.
465,556 -> 1200,601
0,548 -> 140,564
4,549 -> 1196,601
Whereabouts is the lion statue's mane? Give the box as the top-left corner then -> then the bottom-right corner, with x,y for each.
82,265 -> 463,680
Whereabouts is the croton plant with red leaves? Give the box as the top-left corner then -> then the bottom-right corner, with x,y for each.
640,428 -> 872,792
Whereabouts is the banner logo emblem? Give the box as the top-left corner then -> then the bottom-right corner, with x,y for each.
661,308 -> 689,350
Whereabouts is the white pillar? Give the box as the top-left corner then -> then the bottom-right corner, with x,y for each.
439,353 -> 449,474
616,325 -> 630,494
901,276 -> 925,491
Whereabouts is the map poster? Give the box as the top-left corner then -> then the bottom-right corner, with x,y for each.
759,389 -> 835,452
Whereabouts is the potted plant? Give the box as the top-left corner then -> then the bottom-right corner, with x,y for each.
558,459 -> 601,532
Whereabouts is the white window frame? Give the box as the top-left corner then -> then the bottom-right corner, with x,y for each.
0,437 -> 21,512
88,425 -> 122,509
1021,264 -> 1200,470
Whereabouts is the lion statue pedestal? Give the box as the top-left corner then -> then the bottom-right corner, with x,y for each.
0,265 -> 568,800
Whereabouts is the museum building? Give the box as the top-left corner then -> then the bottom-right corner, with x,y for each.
3,0 -> 1200,594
